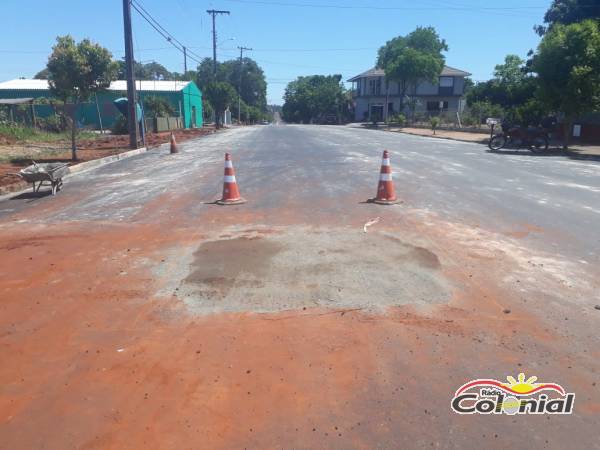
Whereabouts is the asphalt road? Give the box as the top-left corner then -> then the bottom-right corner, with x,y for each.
2,124 -> 599,260
1,125 -> 599,449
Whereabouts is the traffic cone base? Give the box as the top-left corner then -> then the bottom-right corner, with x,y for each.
216,197 -> 247,205
370,197 -> 401,205
217,153 -> 246,205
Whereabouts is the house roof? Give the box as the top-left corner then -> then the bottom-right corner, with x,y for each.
0,97 -> 34,104
347,65 -> 471,82
0,79 -> 192,92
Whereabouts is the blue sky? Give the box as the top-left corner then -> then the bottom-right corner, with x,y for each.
1,0 -> 550,104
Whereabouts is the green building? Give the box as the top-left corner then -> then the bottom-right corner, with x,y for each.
0,78 -> 202,129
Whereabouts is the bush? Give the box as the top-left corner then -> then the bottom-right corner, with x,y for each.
38,115 -> 68,132
388,113 -> 406,126
112,116 -> 128,135
430,116 -> 440,134
467,101 -> 505,127
461,114 -> 479,127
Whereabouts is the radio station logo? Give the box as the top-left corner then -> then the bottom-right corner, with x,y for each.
451,372 -> 575,415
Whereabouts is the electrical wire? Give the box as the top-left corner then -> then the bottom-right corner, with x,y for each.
130,0 -> 205,66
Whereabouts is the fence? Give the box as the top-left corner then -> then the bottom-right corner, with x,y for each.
144,117 -> 183,133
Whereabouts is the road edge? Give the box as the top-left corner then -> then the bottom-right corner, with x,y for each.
385,128 -> 488,145
0,144 -> 162,200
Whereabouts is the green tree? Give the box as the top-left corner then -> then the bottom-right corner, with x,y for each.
203,81 -> 237,128
494,55 -> 526,85
222,58 -> 268,113
467,54 -> 541,125
46,35 -> 118,160
34,68 -> 50,79
282,75 -> 347,123
377,27 -> 448,113
195,57 -> 268,123
143,96 -> 174,118
535,0 -> 600,35
116,60 -> 175,80
532,20 -> 600,148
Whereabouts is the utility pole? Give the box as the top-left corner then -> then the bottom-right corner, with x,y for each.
183,46 -> 187,74
206,9 -> 230,76
122,0 -> 139,149
237,46 -> 252,124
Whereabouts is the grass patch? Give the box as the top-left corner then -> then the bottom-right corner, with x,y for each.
0,123 -> 97,144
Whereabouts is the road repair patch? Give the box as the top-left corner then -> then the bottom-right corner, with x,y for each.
178,228 -> 451,313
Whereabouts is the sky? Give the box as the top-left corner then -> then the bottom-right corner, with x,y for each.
1,0 -> 552,104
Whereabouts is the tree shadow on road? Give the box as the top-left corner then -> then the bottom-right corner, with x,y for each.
9,190 -> 53,201
487,148 -> 600,163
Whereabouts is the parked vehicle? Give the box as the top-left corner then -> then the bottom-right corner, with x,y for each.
489,122 -> 550,152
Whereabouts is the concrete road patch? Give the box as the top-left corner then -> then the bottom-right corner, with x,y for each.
179,227 -> 450,313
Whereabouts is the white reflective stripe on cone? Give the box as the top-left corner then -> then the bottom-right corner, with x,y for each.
379,173 -> 392,181
223,175 -> 236,183
224,161 -> 233,168
381,158 -> 390,166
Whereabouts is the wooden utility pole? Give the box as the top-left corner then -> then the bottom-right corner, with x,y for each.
183,46 -> 187,74
237,46 -> 252,124
122,0 -> 139,149
206,9 -> 230,76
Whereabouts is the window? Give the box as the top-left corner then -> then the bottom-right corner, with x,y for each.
438,76 -> 454,95
368,78 -> 382,95
427,101 -> 449,111
439,76 -> 454,87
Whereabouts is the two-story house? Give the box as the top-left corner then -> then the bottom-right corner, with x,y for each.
347,65 -> 471,122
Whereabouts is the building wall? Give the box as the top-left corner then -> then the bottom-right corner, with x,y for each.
181,82 -> 203,128
354,95 -> 464,121
0,84 -> 203,130
352,75 -> 467,121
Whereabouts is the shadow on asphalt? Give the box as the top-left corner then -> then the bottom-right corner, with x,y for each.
487,148 -> 600,162
10,190 -> 53,201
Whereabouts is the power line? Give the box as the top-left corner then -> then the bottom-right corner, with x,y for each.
220,0 -> 549,11
130,0 -> 205,66
132,0 -> 186,48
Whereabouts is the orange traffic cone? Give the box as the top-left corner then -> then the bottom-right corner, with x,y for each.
170,132 -> 178,154
216,153 -> 246,205
370,150 -> 399,205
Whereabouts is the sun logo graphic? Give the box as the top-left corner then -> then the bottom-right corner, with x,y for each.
451,373 -> 575,415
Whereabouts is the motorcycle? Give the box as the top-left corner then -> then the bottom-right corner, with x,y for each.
488,123 -> 550,152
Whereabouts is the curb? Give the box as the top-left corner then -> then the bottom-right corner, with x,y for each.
388,130 -> 600,157
388,129 -> 488,145
0,145 -> 151,198
66,146 -> 148,176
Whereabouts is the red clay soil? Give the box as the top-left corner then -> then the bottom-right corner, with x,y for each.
0,127 -> 216,191
0,196 -> 598,449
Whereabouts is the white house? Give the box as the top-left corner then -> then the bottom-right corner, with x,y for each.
347,65 -> 471,122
